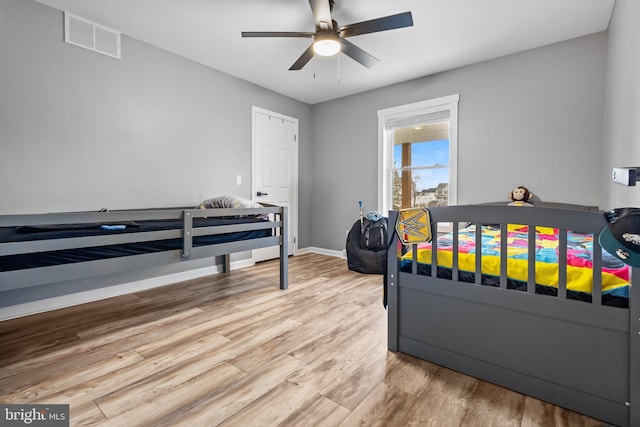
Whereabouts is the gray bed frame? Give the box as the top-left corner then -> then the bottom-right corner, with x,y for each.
386,203 -> 640,426
0,203 -> 288,293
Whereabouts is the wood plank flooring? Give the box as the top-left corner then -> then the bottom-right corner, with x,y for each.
0,253 -> 605,426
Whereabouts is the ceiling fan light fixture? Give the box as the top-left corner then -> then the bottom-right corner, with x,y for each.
313,30 -> 341,56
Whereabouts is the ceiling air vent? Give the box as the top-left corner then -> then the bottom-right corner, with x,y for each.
64,12 -> 121,59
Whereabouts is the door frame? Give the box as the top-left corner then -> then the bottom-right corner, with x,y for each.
251,106 -> 299,257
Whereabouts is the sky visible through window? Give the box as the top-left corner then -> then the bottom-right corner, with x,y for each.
393,139 -> 449,191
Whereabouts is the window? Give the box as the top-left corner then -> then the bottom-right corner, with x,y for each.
392,129 -> 449,209
377,94 -> 459,214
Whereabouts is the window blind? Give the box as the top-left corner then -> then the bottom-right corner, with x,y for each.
384,110 -> 450,130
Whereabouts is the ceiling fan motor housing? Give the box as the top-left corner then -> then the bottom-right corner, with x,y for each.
314,29 -> 341,56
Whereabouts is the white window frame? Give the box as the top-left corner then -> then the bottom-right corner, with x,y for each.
377,94 -> 460,215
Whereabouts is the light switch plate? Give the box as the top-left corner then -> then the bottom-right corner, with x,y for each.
236,175 -> 242,186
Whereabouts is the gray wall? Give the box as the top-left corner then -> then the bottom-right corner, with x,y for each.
602,0 -> 640,209
0,0 -> 312,230
310,32 -> 608,251
0,0 -> 313,306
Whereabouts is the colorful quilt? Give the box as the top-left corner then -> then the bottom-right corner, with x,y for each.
401,224 -> 630,299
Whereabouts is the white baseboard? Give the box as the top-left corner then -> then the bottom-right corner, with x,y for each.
0,259 -> 256,322
297,246 -> 345,259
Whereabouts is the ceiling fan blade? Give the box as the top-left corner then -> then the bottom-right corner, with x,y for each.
309,0 -> 334,30
289,44 -> 316,70
242,31 -> 314,38
339,11 -> 413,38
339,38 -> 379,68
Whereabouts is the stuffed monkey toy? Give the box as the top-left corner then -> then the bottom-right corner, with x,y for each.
508,186 -> 533,206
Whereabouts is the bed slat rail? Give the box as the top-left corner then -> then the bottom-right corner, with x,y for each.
475,223 -> 482,285
527,224 -> 536,293
1,219 -> 280,256
558,229 -> 568,299
452,222 -> 459,281
193,220 -> 279,236
592,242 -> 603,305
0,204 -> 288,291
499,223 -> 508,288
183,210 -> 193,257
0,205 -> 284,226
393,203 -> 626,309
428,238 -> 435,277
417,205 -> 612,303
1,229 -> 183,255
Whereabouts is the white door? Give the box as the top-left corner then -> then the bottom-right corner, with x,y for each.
252,106 -> 298,262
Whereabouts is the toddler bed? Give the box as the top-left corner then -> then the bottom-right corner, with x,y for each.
0,202 -> 288,293
386,203 -> 640,426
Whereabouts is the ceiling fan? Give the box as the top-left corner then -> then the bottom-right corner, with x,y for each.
241,0 -> 413,71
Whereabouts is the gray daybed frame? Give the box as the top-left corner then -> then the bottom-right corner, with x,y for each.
386,204 -> 640,426
0,204 -> 288,294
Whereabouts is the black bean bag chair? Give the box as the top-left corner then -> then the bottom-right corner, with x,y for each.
346,219 -> 387,274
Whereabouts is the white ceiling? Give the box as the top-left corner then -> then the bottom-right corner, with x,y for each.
34,0 -> 615,105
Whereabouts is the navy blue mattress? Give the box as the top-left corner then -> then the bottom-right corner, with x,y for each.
0,217 -> 271,272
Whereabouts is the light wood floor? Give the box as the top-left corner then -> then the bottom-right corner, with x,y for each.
0,253 -> 605,426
